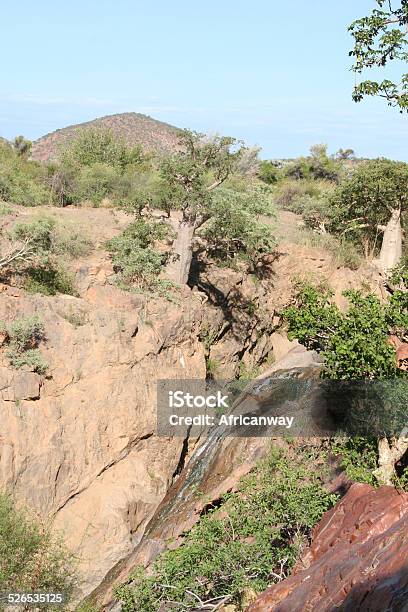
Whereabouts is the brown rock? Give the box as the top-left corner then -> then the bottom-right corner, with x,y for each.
248,483 -> 408,612
0,288 -> 205,599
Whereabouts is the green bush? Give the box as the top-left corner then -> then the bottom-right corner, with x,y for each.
6,215 -> 91,295
330,437 -> 378,485
274,179 -> 333,214
115,445 -> 337,611
0,164 -> 49,207
59,127 -> 142,169
201,184 -> 276,266
11,216 -> 55,259
284,284 -> 406,379
285,145 -> 341,183
330,435 -> 408,492
52,128 -> 152,207
2,315 -> 48,374
24,267 -> 76,297
7,348 -> 48,374
71,163 -> 121,205
0,492 -> 77,606
258,160 -> 280,184
106,220 -> 170,289
0,141 -> 50,207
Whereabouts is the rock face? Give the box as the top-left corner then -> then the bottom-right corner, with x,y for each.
248,483 -> 408,612
195,241 -> 380,380
95,345 -> 323,607
0,281 -> 206,598
0,204 -> 382,604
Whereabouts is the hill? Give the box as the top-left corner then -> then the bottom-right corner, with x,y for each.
31,112 -> 181,162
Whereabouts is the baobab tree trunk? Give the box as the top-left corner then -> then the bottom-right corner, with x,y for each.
165,221 -> 195,285
378,208 -> 403,272
374,433 -> 408,485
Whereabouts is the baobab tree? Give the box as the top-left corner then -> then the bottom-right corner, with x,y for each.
329,158 -> 408,271
160,130 -> 243,284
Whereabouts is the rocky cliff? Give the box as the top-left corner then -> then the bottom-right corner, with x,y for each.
0,204 -> 381,603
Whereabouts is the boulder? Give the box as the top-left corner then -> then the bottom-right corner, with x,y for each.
248,483 -> 408,611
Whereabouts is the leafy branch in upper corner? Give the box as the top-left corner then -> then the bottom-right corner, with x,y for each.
349,0 -> 408,111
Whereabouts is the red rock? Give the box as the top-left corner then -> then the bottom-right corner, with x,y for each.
248,483 -> 408,612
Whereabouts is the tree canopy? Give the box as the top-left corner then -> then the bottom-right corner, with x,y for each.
329,158 -> 408,256
349,0 -> 408,110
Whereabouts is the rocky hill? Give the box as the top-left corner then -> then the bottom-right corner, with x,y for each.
31,112 -> 181,162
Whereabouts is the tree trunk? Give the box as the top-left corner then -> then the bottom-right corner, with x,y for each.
373,434 -> 408,485
165,220 -> 195,285
378,209 -> 403,272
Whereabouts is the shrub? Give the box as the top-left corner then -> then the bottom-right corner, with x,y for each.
52,128 -> 151,207
258,160 -> 280,184
274,179 -> 334,214
285,145 -> 341,183
7,348 -> 48,374
0,164 -> 49,207
71,163 -> 121,206
13,135 -> 32,158
113,168 -> 168,215
330,437 -> 378,485
10,217 -> 55,260
201,185 -> 276,267
0,142 -> 50,207
24,267 -> 77,297
2,315 -> 47,374
59,127 -> 142,169
106,220 -> 170,289
0,492 -> 77,603
283,284 -> 405,379
4,215 -> 91,295
115,445 -> 337,611
7,316 -> 45,352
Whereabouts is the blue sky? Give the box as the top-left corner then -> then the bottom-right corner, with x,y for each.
1,0 -> 407,159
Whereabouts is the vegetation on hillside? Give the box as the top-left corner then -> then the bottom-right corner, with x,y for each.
3,119 -> 407,294
0,315 -> 48,374
283,261 -> 408,485
31,112 -> 180,162
0,215 -> 91,295
0,140 -> 50,207
115,445 -> 337,612
0,492 -> 77,609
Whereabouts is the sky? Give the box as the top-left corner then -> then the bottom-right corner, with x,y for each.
1,0 -> 407,160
